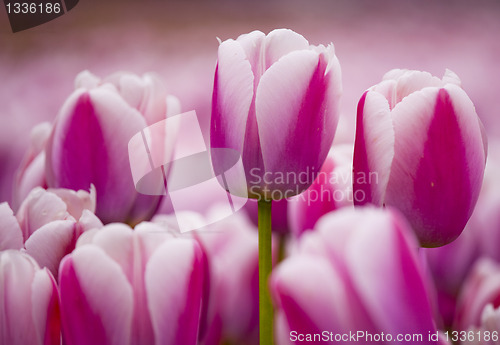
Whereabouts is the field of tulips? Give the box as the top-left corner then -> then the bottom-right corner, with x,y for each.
1,1 -> 500,344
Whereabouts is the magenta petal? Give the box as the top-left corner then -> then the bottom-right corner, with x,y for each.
256,49 -> 334,194
145,239 -> 204,345
59,247 -> 133,345
386,86 -> 486,246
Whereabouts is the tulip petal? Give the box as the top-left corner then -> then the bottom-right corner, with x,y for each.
139,74 -> 172,124
234,30 -> 266,83
24,220 -> 76,278
146,239 -> 204,345
271,255 -> 364,337
114,73 -> 145,111
84,223 -> 134,278
14,151 -> 46,209
263,29 -> 309,70
211,39 -> 254,173
386,86 -> 486,246
48,185 -> 96,219
345,210 -> 436,337
0,202 -> 23,250
75,70 -> 100,89
197,217 -> 259,342
0,251 -> 38,345
78,209 -> 104,231
31,269 -> 60,345
353,91 -> 394,206
59,246 -> 133,345
256,50 -> 332,194
380,69 -> 442,108
16,188 -> 69,240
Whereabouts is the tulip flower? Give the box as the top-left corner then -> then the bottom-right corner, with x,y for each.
271,207 -> 445,345
0,250 -> 60,345
287,144 -> 354,237
44,71 -> 180,224
211,28 -> 341,200
353,69 -> 487,247
59,222 -> 206,345
0,186 -> 102,277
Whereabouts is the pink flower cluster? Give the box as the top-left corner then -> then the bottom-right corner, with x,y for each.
0,28 -> 495,345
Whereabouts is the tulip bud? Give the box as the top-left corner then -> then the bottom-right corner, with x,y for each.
211,29 -> 342,200
353,69 -> 487,247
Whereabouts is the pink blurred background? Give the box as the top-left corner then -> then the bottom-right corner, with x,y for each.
1,0 -> 499,204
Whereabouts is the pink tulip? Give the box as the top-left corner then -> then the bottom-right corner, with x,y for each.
211,29 -> 342,200
44,71 -> 180,224
454,259 -> 500,335
0,250 -> 60,345
59,222 -> 206,345
271,207 -> 444,345
353,69 -> 487,247
0,187 -> 102,277
287,144 -> 354,237
193,210 -> 260,345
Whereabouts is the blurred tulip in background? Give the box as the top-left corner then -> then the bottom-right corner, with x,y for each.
37,71 -> 180,224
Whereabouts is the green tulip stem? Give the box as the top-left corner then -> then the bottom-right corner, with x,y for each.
258,198 -> 274,345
